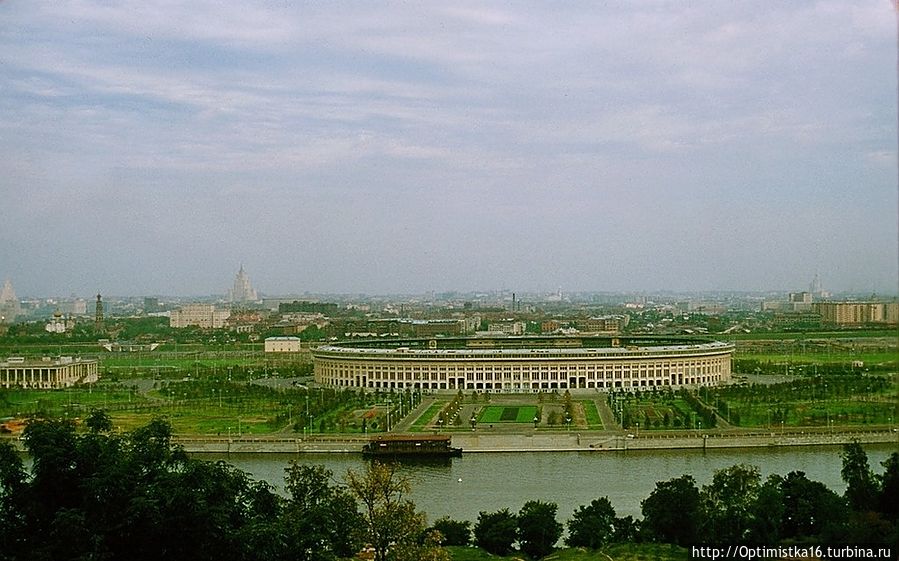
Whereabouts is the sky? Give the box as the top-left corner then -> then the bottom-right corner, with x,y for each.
1,1 -> 897,297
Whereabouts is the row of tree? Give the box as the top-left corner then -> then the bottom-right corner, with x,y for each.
451,441 -> 898,555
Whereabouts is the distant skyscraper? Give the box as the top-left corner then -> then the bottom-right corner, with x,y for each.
229,265 -> 258,303
809,273 -> 830,299
0,279 -> 21,322
809,274 -> 822,295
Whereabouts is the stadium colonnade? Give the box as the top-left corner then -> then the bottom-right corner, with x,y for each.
312,336 -> 733,392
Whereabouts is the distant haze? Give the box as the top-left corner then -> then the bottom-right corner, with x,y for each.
1,2 -> 896,297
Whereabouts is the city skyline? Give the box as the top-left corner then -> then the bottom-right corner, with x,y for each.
2,2 -> 897,296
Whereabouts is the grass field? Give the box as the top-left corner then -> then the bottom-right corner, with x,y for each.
582,400 -> 603,429
735,351 -> 897,365
409,402 -> 442,432
478,405 -> 539,424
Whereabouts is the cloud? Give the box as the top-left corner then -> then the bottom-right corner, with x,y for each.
0,0 -> 895,295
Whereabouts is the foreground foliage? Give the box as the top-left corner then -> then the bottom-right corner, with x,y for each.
1,414 -> 896,561
0,412 -> 361,561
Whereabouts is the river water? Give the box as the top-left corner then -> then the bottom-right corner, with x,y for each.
204,444 -> 897,522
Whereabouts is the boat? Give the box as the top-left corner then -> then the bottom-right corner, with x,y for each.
361,434 -> 462,458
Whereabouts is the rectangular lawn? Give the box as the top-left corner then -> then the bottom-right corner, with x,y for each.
479,405 -> 538,423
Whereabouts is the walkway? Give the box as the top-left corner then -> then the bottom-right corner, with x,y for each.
390,396 -> 438,432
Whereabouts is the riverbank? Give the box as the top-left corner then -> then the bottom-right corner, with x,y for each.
4,428 -> 896,454
97,428 -> 899,454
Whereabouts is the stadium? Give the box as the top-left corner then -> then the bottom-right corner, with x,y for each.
312,336 -> 733,392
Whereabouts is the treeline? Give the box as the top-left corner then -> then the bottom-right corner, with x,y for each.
0,414 -> 441,561
1,416 -> 897,561
435,442 -> 897,557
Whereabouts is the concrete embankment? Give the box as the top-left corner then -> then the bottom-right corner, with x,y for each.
451,429 -> 899,453
4,430 -> 896,455
166,428 -> 899,454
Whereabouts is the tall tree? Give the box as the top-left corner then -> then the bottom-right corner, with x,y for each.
345,461 -> 426,561
282,463 -> 363,561
0,441 -> 27,561
778,471 -> 847,540
517,500 -> 562,560
841,441 -> 878,512
701,464 -> 762,543
877,452 -> 899,519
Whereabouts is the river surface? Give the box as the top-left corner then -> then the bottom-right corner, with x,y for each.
201,444 -> 897,522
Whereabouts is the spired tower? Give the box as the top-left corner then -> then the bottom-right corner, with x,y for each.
229,265 -> 258,303
95,293 -> 104,332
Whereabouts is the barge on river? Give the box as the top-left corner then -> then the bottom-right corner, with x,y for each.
362,434 -> 462,458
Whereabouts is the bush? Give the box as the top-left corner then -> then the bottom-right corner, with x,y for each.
431,517 -> 471,546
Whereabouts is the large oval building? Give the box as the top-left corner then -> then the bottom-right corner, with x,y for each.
313,336 -> 733,392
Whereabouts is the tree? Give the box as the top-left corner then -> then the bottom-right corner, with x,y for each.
85,408 -> 112,433
518,500 -> 562,560
841,441 -> 878,512
641,474 -> 701,545
566,497 -> 616,549
778,470 -> 847,540
0,441 -> 27,560
612,515 -> 639,543
701,464 -> 761,543
877,452 -> 899,519
346,461 -> 426,561
474,509 -> 518,556
430,516 -> 471,546
282,463 -> 363,561
749,475 -> 785,544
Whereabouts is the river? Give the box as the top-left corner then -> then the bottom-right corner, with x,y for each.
201,444 -> 897,522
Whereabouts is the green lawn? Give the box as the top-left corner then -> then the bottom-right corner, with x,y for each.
479,405 -> 539,424
409,402 -> 443,432
0,387 -> 147,418
581,401 -> 603,429
737,351 -> 897,365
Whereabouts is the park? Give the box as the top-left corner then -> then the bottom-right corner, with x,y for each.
1,331 -> 897,442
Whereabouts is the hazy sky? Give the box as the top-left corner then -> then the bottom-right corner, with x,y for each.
2,1 -> 897,297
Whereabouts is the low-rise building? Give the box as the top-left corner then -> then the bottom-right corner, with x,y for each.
411,319 -> 463,336
170,304 -> 231,329
264,336 -> 301,353
1,356 -> 99,389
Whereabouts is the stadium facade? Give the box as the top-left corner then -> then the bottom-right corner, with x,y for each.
313,336 -> 733,392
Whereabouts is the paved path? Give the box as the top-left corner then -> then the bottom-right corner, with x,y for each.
593,396 -> 619,430
390,396 -> 438,432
